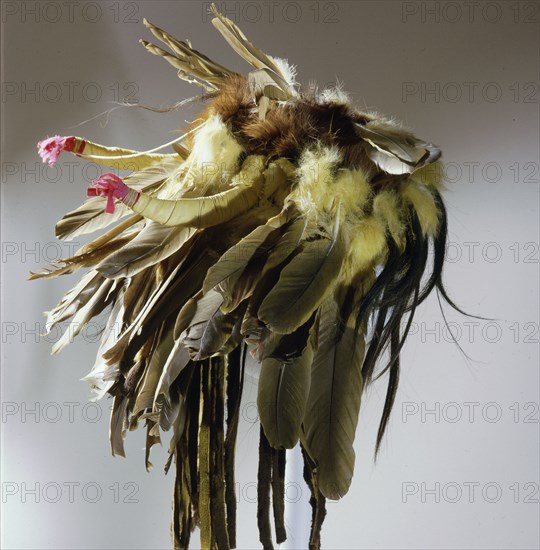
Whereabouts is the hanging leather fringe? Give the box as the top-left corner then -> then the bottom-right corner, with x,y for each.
257,427 -> 274,549
172,365 -> 200,550
224,346 -> 246,548
302,445 -> 327,550
209,357 -> 230,549
271,449 -> 287,544
173,355 -> 244,550
187,369 -> 201,529
173,350 -> 288,550
173,436 -> 192,550
199,360 -> 215,548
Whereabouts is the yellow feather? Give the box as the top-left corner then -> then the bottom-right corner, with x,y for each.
288,149 -> 372,246
344,216 -> 387,280
333,168 -> 371,221
410,160 -> 444,189
289,145 -> 341,221
373,190 -> 405,248
400,181 -> 440,237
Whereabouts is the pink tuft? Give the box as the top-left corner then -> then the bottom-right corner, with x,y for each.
37,136 -> 76,167
87,173 -> 129,214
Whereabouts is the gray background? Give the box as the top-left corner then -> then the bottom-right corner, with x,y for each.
1,1 -> 539,548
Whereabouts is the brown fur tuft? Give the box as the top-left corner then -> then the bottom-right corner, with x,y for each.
205,75 -> 379,178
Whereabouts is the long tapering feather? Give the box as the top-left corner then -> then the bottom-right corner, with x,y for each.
181,290 -> 241,360
258,213 -> 345,334
97,222 -> 196,279
141,18 -> 235,90
132,323 -> 175,414
45,270 -> 103,329
202,207 -> 294,309
81,285 -> 126,400
210,3 -> 297,99
258,333 -> 314,449
302,292 -> 366,500
51,278 -> 117,354
110,395 -> 129,457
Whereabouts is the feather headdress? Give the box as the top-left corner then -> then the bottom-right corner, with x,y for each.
34,5 -> 459,549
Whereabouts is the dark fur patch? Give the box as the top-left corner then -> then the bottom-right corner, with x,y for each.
205,75 -> 380,177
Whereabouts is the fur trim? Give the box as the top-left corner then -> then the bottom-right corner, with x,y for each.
318,85 -> 351,106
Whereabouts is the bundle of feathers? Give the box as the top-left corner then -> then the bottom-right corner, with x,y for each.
34,5 -> 458,549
